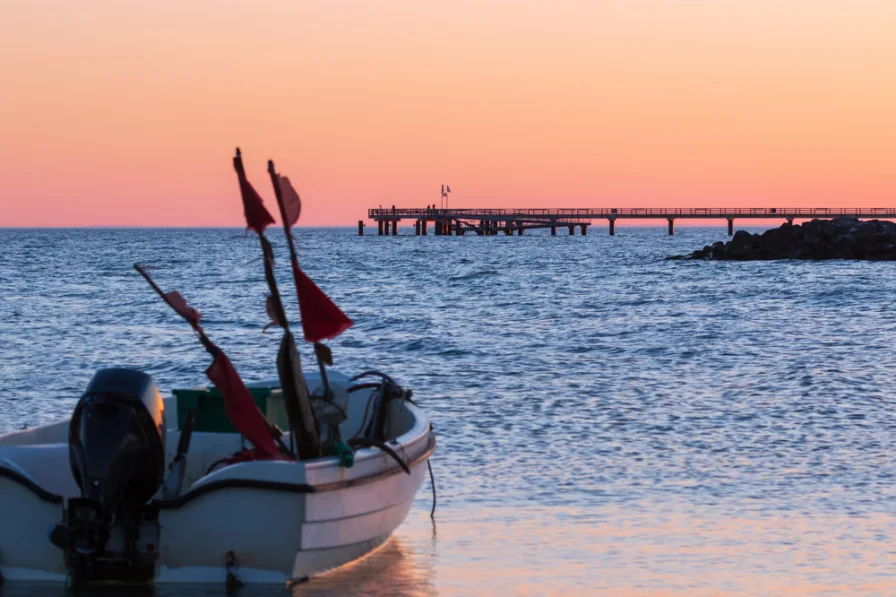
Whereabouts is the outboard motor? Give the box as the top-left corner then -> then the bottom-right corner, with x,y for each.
51,368 -> 166,587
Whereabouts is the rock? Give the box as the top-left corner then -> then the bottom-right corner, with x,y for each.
727,242 -> 748,259
673,218 -> 896,261
831,234 -> 855,248
730,230 -> 753,247
789,246 -> 811,259
803,229 -> 820,245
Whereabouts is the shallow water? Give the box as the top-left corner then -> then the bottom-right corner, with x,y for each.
1,226 -> 895,595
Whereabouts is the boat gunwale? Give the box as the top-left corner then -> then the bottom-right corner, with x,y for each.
0,430 -> 435,510
152,431 -> 435,509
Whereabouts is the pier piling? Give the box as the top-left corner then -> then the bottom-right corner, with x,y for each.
727,218 -> 734,236
358,220 -> 364,236
609,219 -> 616,236
667,219 -> 674,235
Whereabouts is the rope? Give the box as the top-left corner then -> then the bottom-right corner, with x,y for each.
346,378 -> 436,523
427,458 -> 437,519
350,387 -> 380,442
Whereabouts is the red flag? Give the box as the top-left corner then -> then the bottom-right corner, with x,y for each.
262,294 -> 286,333
163,291 -> 201,327
238,177 -> 276,234
134,264 -> 204,329
205,350 -> 286,460
292,262 -> 353,342
277,175 -> 302,228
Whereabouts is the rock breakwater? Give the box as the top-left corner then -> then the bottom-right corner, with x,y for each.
673,217 -> 896,261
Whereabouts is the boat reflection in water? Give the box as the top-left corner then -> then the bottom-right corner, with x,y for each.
288,535 -> 437,597
0,535 -> 434,597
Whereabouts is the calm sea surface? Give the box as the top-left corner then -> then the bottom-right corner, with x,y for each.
1,226 -> 895,596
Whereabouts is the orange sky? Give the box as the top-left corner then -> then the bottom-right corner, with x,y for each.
1,0 -> 895,227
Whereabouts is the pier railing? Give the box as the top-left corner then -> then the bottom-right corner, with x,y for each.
362,206 -> 896,236
369,207 -> 896,219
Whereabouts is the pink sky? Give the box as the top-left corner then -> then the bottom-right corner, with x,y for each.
1,0 -> 895,227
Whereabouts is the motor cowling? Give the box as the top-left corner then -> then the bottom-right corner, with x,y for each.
44,369 -> 168,588
68,367 -> 166,515
52,368 -> 166,587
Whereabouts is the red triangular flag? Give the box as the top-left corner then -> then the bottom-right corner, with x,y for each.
205,350 -> 286,460
277,175 -> 302,228
291,262 -> 353,342
163,290 -> 201,327
238,177 -> 276,234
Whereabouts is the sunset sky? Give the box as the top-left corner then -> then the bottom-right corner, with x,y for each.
1,0 -> 895,227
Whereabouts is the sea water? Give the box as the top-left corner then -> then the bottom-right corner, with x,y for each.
1,226 -> 894,596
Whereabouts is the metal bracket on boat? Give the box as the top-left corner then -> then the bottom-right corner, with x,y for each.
225,550 -> 245,592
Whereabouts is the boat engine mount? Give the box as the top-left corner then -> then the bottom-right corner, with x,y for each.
50,367 -> 166,587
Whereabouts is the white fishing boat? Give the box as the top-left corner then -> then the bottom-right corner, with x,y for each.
0,148 -> 437,589
0,367 -> 435,588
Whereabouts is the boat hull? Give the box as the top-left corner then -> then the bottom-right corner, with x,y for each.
0,393 -> 435,586
154,442 -> 431,584
0,463 -> 67,582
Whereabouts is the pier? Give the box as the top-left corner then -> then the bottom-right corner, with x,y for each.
361,207 -> 896,236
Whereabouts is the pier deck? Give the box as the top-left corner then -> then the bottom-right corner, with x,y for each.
362,207 -> 896,236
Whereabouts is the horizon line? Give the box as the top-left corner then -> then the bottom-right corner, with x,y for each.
0,221 -> 835,230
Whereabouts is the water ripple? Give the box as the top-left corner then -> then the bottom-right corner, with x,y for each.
1,226 -> 895,594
